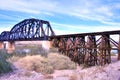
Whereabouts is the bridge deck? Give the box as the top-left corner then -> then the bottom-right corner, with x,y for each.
50,30 -> 120,38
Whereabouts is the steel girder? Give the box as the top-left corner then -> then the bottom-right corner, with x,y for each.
0,18 -> 55,41
0,31 -> 10,41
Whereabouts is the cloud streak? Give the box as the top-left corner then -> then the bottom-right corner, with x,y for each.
0,0 -> 120,22
51,22 -> 120,35
0,0 -> 57,14
0,0 -> 120,34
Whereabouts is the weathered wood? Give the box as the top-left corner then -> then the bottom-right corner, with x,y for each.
99,35 -> 111,65
51,31 -> 120,66
118,34 -> 120,60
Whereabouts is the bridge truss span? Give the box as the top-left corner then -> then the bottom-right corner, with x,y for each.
0,18 -> 55,41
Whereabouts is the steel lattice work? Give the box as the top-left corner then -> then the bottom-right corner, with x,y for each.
0,18 -> 55,41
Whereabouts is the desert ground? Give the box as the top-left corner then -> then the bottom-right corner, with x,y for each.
0,42 -> 119,80
0,55 -> 120,80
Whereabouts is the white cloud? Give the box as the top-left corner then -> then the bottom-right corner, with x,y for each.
51,22 -> 120,42
52,0 -> 120,25
0,0 -> 119,24
42,12 -> 54,16
115,3 -> 120,9
0,14 -> 14,20
0,13 -> 23,21
0,0 -> 57,14
0,0 -> 120,35
51,22 -> 120,35
96,6 -> 113,17
0,26 -> 11,34
0,21 -> 18,34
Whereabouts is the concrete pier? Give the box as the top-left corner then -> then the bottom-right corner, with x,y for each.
41,41 -> 52,50
0,42 -> 4,49
6,42 -> 15,53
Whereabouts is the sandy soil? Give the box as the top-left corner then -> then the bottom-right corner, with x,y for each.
0,60 -> 120,80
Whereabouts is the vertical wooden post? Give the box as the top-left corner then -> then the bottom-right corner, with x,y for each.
92,36 -> 97,65
59,38 -> 65,54
99,35 -> 104,65
72,37 -> 78,62
77,36 -> 85,64
66,38 -> 72,57
106,35 -> 111,63
72,36 -> 85,64
118,34 -> 120,60
52,38 -> 59,48
84,36 -> 91,65
99,35 -> 111,65
85,35 -> 97,66
66,38 -> 69,56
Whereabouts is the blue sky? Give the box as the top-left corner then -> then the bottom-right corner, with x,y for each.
0,0 -> 120,35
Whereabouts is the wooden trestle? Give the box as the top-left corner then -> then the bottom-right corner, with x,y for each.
50,30 -> 120,66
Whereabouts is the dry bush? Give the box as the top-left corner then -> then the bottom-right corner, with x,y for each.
7,56 -> 20,63
16,55 -> 54,74
47,53 -> 76,70
69,74 -> 78,80
15,53 -> 76,74
49,48 -> 58,53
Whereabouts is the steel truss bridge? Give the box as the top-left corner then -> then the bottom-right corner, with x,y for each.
0,18 -> 55,41
0,18 -> 120,66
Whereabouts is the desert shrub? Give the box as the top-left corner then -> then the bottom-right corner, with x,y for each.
0,49 -> 11,59
16,55 -> 54,74
0,49 -> 12,74
15,53 -> 76,74
7,56 -> 20,63
80,63 -> 90,69
0,57 -> 12,74
49,48 -> 58,53
47,53 -> 77,70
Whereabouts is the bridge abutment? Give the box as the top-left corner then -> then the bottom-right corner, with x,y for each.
42,41 -> 52,50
